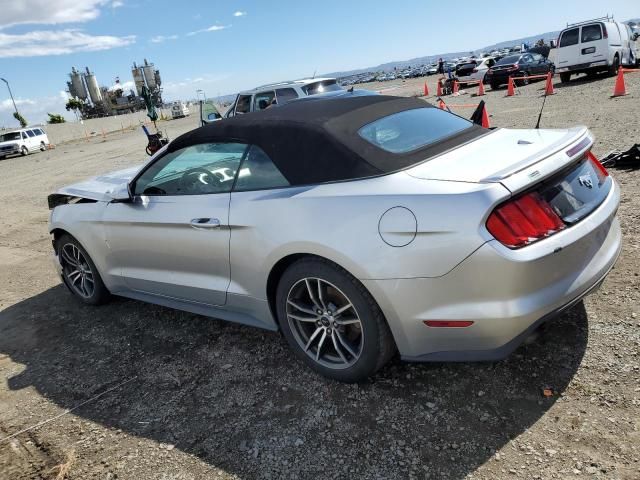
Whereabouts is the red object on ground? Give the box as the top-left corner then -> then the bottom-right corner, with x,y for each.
544,72 -> 555,96
424,81 -> 429,96
453,80 -> 459,94
481,104 -> 490,128
477,81 -> 485,96
506,77 -> 515,97
612,68 -> 627,97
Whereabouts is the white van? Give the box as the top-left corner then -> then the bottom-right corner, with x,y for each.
171,102 -> 190,119
0,127 -> 50,159
555,16 -> 639,83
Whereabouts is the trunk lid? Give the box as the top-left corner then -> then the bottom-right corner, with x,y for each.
406,126 -> 591,191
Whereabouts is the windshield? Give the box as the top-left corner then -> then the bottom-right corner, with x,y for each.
358,107 -> 473,154
496,55 -> 521,65
0,132 -> 21,142
302,80 -> 342,96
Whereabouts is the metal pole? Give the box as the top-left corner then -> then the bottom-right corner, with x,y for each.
1,77 -> 19,116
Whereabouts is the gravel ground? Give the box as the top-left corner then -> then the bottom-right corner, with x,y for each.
0,71 -> 639,480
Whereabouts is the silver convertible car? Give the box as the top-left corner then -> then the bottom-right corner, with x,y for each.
48,95 -> 621,382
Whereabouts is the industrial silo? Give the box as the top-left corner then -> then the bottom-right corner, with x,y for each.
132,62 -> 145,96
84,67 -> 103,104
69,67 -> 88,100
142,59 -> 157,89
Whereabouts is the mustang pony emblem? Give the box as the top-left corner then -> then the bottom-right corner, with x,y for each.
578,174 -> 594,189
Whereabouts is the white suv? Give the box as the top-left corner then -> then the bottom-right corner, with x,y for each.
225,78 -> 342,117
0,127 -> 50,159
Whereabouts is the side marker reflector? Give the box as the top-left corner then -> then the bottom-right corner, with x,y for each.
424,320 -> 474,328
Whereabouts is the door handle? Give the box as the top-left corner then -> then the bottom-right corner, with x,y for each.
190,218 -> 221,230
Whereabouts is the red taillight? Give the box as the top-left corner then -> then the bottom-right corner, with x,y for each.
487,192 -> 565,248
587,150 -> 609,179
472,68 -> 478,73
602,25 -> 608,39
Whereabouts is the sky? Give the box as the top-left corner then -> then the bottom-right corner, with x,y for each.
0,0 -> 638,127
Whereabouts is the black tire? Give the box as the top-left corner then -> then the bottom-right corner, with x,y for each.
40,141 -> 46,151
609,55 -> 620,77
560,72 -> 571,83
20,146 -> 28,156
517,72 -> 529,86
490,82 -> 500,90
57,234 -> 111,306
276,257 -> 396,382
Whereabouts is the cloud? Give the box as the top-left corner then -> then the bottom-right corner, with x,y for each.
233,11 -> 247,17
0,29 -> 135,58
0,91 -> 73,128
150,34 -> 178,43
187,24 -> 231,36
162,73 -> 232,101
0,0 -> 122,29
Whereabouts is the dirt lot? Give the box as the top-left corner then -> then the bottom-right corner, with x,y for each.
1,72 -> 639,480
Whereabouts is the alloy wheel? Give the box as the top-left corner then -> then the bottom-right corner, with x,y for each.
286,277 -> 364,369
60,243 -> 95,298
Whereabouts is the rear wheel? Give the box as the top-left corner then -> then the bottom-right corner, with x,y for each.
517,72 -> 529,86
40,141 -> 46,151
276,258 -> 395,382
608,55 -> 620,76
490,82 -> 500,90
57,234 -> 111,305
560,72 -> 571,83
20,146 -> 28,156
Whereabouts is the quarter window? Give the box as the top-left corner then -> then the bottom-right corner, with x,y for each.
559,28 -> 579,47
234,146 -> 289,191
275,88 -> 298,104
26,130 -> 35,137
134,143 -> 248,196
582,24 -> 602,43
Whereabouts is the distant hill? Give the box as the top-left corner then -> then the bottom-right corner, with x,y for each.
325,17 -> 639,77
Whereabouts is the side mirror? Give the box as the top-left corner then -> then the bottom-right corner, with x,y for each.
109,183 -> 133,203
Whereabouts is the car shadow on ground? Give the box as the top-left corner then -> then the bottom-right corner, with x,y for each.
0,285 -> 589,479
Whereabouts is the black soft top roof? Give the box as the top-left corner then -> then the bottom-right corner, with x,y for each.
168,95 -> 486,185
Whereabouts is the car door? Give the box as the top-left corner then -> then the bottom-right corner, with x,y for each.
557,27 -> 580,68
580,23 -> 607,65
103,142 -> 248,306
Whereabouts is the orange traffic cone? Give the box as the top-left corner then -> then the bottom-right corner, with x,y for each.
477,81 -> 485,96
481,104 -> 490,128
453,80 -> 459,94
612,68 -> 627,97
437,80 -> 442,97
544,72 -> 555,95
506,77 -> 515,97
438,99 -> 446,110
424,82 -> 429,96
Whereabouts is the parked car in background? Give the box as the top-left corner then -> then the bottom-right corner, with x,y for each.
171,102 -> 190,119
456,57 -> 497,85
48,95 -> 620,382
555,16 -> 639,83
225,78 -> 342,117
485,53 -> 555,89
0,127 -> 50,159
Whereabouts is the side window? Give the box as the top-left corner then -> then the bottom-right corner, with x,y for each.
486,59 -> 495,67
532,53 -> 543,62
34,129 -> 43,136
21,132 -> 28,140
26,130 -> 36,137
234,146 -> 289,192
253,91 -> 275,111
134,143 -> 248,196
275,88 -> 298,104
235,95 -> 252,115
581,24 -> 602,43
559,28 -> 579,47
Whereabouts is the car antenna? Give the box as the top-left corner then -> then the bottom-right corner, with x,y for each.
535,93 -> 548,129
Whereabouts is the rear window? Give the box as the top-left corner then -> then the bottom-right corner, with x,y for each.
559,28 -> 579,47
496,55 -> 521,65
302,80 -> 341,96
582,24 -> 602,42
358,108 -> 472,154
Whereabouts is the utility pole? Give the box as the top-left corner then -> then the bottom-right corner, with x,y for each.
0,77 -> 19,116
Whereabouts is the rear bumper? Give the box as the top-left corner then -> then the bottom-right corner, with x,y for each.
363,180 -> 622,361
